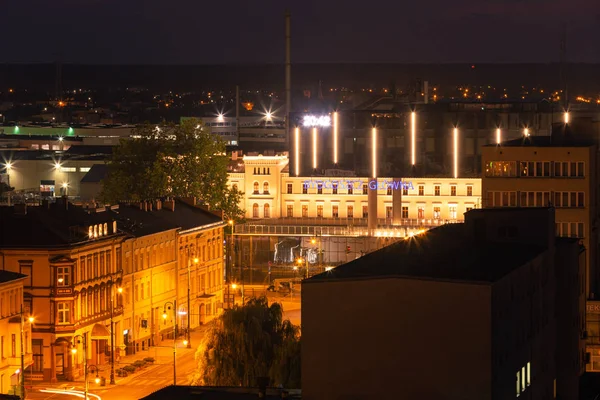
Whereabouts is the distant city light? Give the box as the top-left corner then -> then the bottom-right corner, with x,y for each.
58,136 -> 64,142
303,115 -> 331,127
266,111 -> 272,121
217,113 -> 224,121
524,128 -> 530,137
496,128 -> 501,145
564,112 -> 570,124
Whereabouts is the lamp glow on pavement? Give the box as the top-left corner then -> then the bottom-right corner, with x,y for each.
39,389 -> 102,399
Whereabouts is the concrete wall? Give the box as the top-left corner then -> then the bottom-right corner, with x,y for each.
302,277 -> 491,400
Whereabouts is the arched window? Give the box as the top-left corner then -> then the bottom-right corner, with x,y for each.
263,182 -> 269,194
264,204 -> 270,218
253,182 -> 259,194
253,203 -> 259,218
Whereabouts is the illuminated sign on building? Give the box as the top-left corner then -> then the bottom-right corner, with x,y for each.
303,179 -> 414,191
303,115 -> 331,127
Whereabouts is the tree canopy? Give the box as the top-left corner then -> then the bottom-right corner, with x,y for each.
101,118 -> 244,221
192,297 -> 301,389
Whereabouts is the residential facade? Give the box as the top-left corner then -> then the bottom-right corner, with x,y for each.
0,271 -> 31,396
0,201 -> 125,383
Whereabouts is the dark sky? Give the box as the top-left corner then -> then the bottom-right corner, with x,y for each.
3,0 -> 599,64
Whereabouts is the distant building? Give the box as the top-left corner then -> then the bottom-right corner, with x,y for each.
480,126 -> 600,371
302,207 -> 585,400
0,271 -> 30,397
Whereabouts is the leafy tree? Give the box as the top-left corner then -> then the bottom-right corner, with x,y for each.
101,119 -> 244,219
192,297 -> 301,389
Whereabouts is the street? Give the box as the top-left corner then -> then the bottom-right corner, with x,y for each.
27,331 -> 204,400
25,294 -> 301,400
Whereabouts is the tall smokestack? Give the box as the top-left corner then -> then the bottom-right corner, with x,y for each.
236,85 -> 240,143
285,10 -> 292,150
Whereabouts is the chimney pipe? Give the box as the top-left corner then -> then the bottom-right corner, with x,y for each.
284,10 -> 291,150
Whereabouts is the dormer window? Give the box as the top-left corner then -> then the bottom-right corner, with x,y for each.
104,223 -> 108,235
88,226 -> 93,238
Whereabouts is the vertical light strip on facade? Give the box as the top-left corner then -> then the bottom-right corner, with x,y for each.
453,127 -> 458,179
372,127 -> 377,178
312,127 -> 317,169
294,127 -> 300,176
496,128 -> 501,144
411,111 -> 416,165
564,112 -> 570,124
333,111 -> 338,164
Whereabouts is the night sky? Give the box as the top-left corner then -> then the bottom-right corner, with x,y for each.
3,0 -> 599,64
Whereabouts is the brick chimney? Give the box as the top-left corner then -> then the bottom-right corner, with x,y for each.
163,199 -> 175,211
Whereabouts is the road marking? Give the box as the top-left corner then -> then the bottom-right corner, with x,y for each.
39,388 -> 102,399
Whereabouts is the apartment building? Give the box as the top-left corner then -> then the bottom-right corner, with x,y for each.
0,200 -> 125,382
0,271 -> 31,396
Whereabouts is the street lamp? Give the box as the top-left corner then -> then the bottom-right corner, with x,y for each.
72,334 -> 88,400
186,252 -> 198,349
227,220 -> 234,309
163,301 -> 177,385
87,365 -> 100,385
20,305 -> 33,400
109,282 -> 122,385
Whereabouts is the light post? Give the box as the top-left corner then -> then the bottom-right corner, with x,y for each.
186,254 -> 198,349
297,257 -> 309,279
19,305 -> 34,400
87,365 -> 101,385
227,220 -> 234,309
71,334 -> 87,399
109,283 -> 122,385
162,300 -> 177,385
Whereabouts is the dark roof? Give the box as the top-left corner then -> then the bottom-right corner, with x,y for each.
105,200 -> 223,237
64,145 -> 113,156
140,385 -> 300,400
0,270 -> 27,284
484,133 -> 595,148
307,223 -> 546,284
80,164 -> 108,183
0,134 -> 83,142
0,148 -> 109,162
0,202 -> 121,247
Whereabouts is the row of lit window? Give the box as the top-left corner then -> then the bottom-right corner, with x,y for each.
485,161 -> 585,178
291,183 -> 473,197
487,191 -> 585,208
274,204 -> 465,220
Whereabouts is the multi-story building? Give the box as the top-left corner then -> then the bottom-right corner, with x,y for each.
0,270 -> 31,396
0,200 -> 126,383
481,129 -> 600,371
229,154 -> 482,223
0,198 -> 225,382
302,207 -> 586,400
115,199 -> 225,355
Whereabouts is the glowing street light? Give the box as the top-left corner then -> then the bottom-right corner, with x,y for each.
54,162 -> 62,170
411,111 -> 416,166
333,112 -> 339,164
294,127 -> 300,176
372,127 -> 377,178
524,128 -> 530,137
496,128 -> 501,145
564,111 -> 570,124
453,127 -> 459,179
312,128 -> 318,169
266,111 -> 272,121
58,136 -> 64,142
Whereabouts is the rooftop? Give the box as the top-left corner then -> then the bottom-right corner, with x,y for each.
140,386 -> 300,400
0,199 -> 224,248
0,270 -> 27,284
307,223 -> 546,284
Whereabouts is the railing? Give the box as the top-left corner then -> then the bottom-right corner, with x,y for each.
234,219 -> 461,236
242,217 -> 460,227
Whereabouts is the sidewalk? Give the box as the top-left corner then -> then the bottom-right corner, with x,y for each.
29,326 -> 210,392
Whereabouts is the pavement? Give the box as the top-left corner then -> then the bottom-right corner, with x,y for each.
26,327 -> 209,400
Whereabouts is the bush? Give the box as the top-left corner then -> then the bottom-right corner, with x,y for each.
143,357 -> 155,364
123,365 -> 136,373
116,369 -> 128,377
133,360 -> 145,368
